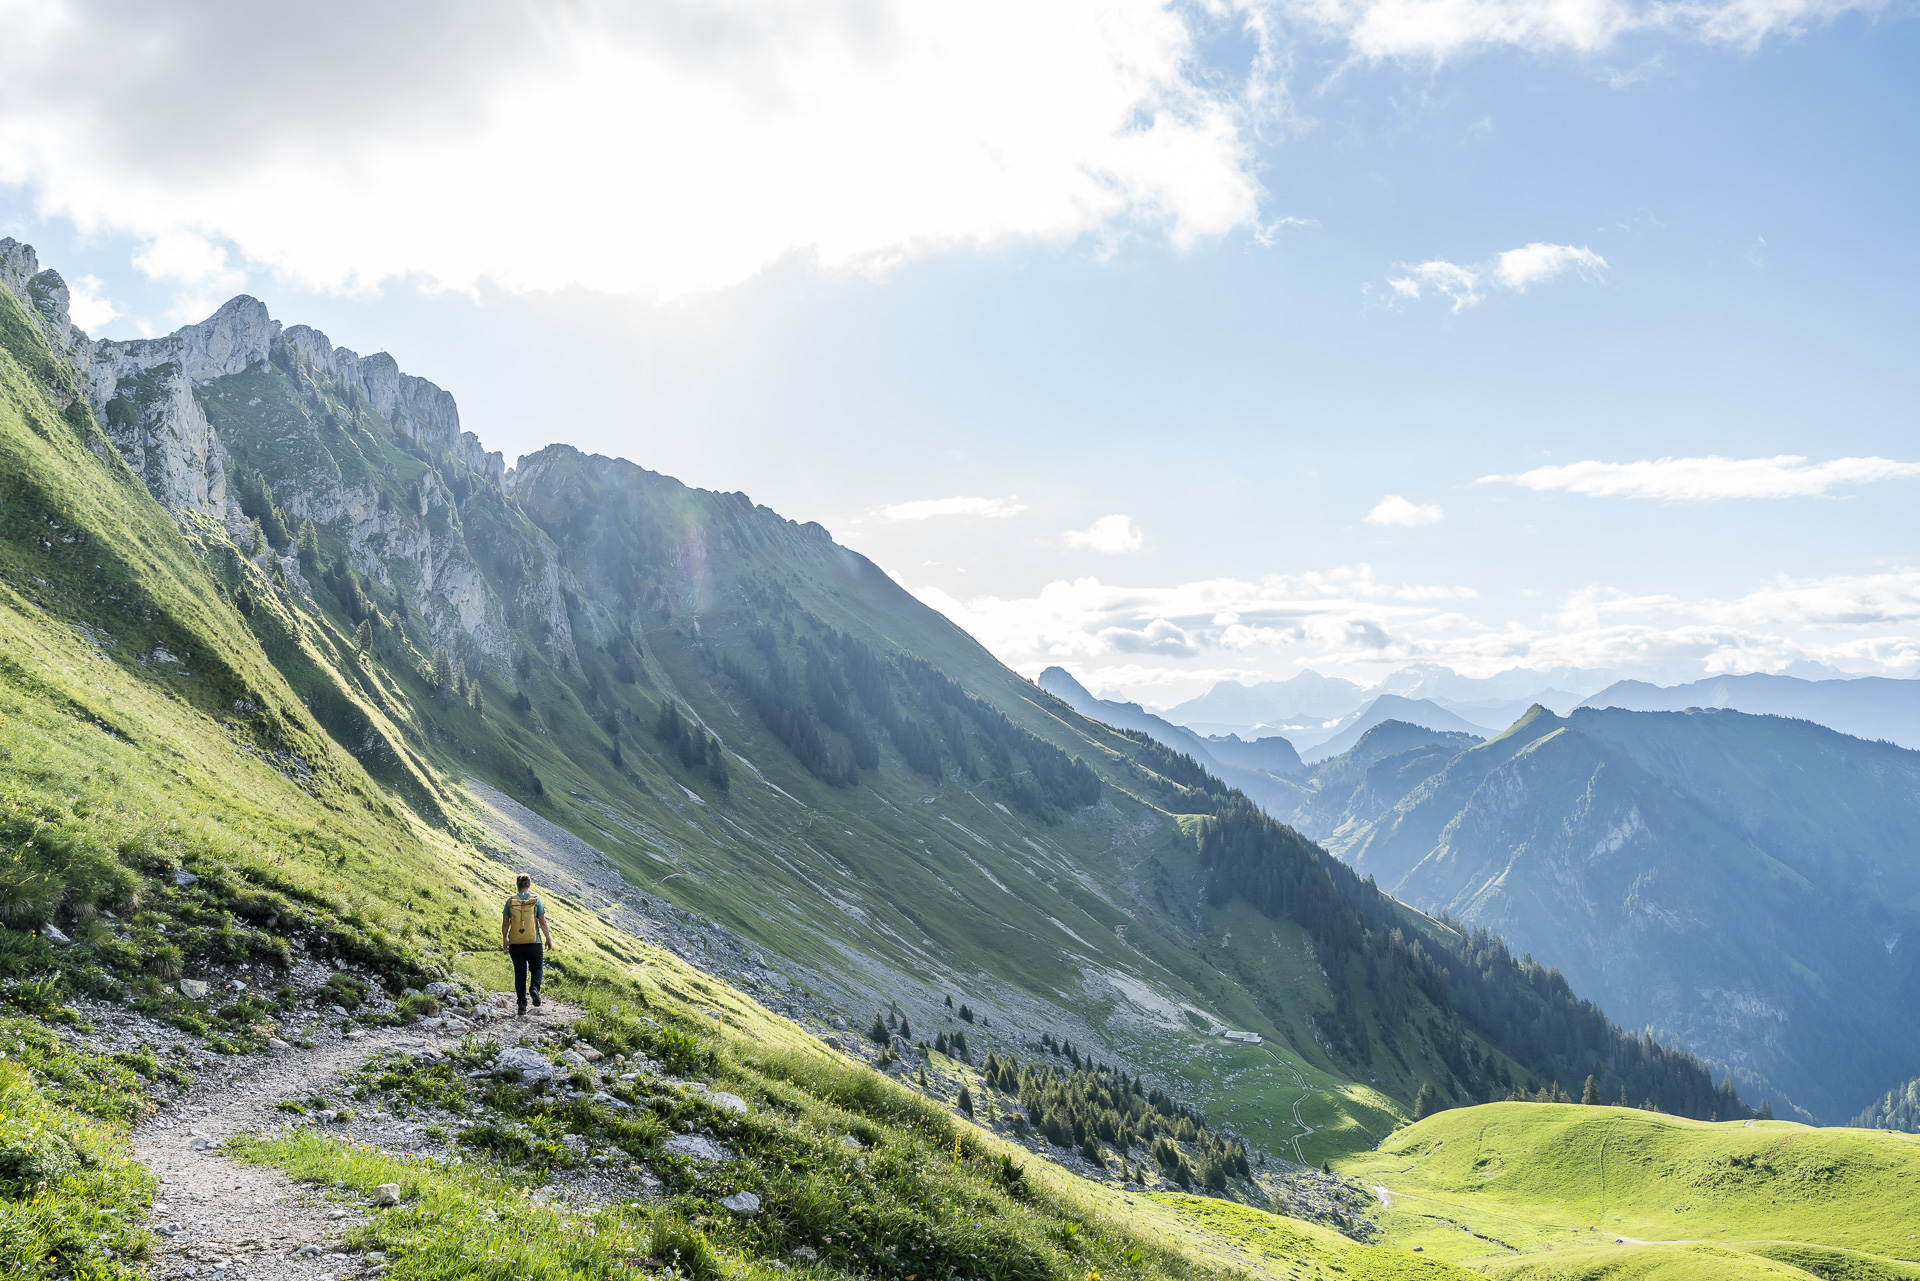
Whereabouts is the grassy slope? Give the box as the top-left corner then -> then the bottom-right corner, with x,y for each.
1335,1103 -> 1920,1278
0,264 -> 1459,1280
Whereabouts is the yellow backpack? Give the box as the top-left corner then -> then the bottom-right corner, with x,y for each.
507,893 -> 540,943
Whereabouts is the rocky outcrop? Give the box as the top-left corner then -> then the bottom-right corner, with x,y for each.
4,239 -> 564,675
84,296 -> 278,517
279,325 -> 502,483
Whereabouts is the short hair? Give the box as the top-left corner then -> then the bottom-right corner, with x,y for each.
516,873 -> 531,891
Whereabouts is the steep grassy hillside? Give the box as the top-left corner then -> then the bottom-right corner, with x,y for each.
1335,1102 -> 1920,1279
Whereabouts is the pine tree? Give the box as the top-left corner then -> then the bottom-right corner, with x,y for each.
868,1014 -> 890,1046
470,682 -> 484,715
353,619 -> 373,656
959,1003 -> 974,1023
1413,1082 -> 1438,1121
899,1017 -> 911,1040
958,1084 -> 974,1117
296,518 -> 320,570
432,647 -> 454,700
944,995 -> 953,1009
935,1031 -> 950,1055
248,517 -> 267,557
1582,1075 -> 1601,1106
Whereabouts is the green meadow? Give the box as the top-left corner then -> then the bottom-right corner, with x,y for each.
1336,1102 -> 1920,1279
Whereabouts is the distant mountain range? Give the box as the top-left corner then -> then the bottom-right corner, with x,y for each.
1278,708 -> 1920,1123
1584,672 -> 1920,751
1159,665 -> 1613,746
1297,695 -> 1487,763
1035,668 -> 1305,816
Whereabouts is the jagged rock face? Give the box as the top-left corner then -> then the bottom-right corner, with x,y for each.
0,238 -> 546,673
279,324 -> 502,484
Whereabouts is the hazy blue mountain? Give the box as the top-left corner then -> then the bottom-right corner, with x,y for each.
1161,670 -> 1369,735
1037,667 -> 1305,814
1163,664 -> 1611,741
1583,672 -> 1920,750
1299,695 -> 1490,762
1275,721 -> 1482,849
1200,732 -> 1308,776
1289,705 -> 1920,1122
1376,663 -> 1610,717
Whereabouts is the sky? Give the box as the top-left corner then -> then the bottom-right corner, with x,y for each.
2,0 -> 1916,708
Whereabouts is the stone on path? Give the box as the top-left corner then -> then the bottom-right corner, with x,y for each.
373,1184 -> 401,1206
493,1047 -> 553,1082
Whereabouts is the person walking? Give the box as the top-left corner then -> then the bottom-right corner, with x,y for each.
501,873 -> 553,1015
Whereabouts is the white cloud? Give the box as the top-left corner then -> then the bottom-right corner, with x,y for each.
1387,242 -> 1608,311
1483,455 -> 1920,500
1492,242 -> 1609,290
1064,514 -> 1146,553
1365,494 -> 1444,526
64,273 -> 116,330
881,496 -> 1028,521
0,1 -> 1271,302
910,562 -> 1920,706
1279,0 -> 1884,62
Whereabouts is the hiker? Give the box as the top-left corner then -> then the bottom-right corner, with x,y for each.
501,873 -> 553,1015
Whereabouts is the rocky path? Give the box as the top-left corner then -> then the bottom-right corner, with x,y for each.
133,999 -> 571,1279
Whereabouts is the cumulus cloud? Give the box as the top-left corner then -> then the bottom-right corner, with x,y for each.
0,0 -> 1271,301
1064,514 -> 1147,553
909,562 -> 1920,705
1365,494 -> 1444,526
1278,0 -> 1884,62
1387,242 -> 1608,311
1482,455 -> 1920,500
881,496 -> 1028,521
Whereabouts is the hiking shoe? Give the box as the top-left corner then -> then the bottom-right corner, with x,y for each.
531,992 -> 542,1008
517,1005 -> 527,1017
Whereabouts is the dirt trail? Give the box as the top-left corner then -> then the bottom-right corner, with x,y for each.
133,1000 -> 572,1279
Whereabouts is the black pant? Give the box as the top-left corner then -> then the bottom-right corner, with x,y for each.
508,942 -> 544,1008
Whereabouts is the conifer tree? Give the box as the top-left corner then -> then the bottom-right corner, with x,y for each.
296,518 -> 320,571
1413,1082 -> 1438,1121
353,619 -> 373,656
899,1017 -> 911,1040
958,1084 -> 974,1117
432,647 -> 454,700
1582,1075 -> 1601,1106
868,1014 -> 890,1046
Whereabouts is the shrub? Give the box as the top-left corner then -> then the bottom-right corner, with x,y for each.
397,992 -> 441,1020
648,1213 -> 719,1280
